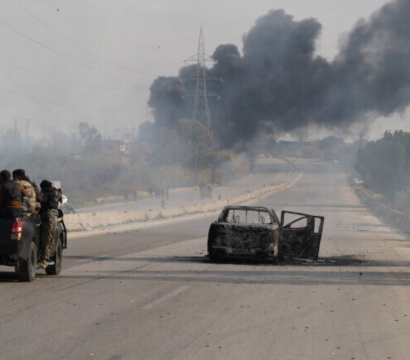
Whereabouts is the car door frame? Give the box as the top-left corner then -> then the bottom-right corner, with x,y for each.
279,211 -> 325,260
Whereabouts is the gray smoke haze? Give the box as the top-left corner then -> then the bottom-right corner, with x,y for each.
147,0 -> 410,148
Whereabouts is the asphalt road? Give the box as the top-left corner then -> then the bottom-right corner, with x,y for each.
1,165 -> 410,360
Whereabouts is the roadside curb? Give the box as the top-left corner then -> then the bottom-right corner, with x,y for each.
355,187 -> 410,234
81,187 -> 197,210
64,171 -> 300,232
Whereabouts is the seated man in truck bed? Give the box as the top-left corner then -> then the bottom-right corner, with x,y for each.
13,169 -> 40,216
0,170 -> 26,218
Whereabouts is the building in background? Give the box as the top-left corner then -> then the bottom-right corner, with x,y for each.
101,140 -> 131,164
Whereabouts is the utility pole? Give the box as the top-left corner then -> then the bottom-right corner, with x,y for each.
184,27 -> 221,185
184,27 -> 218,137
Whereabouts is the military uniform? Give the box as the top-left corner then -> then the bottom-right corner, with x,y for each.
38,181 -> 62,269
40,209 -> 59,265
16,179 -> 37,215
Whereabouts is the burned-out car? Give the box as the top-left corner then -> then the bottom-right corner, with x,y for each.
207,206 -> 324,261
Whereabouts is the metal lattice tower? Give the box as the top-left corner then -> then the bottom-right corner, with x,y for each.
185,27 -> 214,135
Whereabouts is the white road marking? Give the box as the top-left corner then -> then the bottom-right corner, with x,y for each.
143,286 -> 190,310
78,255 -> 110,263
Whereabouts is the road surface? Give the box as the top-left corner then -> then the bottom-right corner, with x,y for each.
1,164 -> 410,360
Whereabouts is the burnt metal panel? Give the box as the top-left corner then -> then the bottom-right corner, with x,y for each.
279,211 -> 325,260
280,230 -> 321,260
209,223 -> 274,250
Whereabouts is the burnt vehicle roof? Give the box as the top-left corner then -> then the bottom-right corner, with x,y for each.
217,206 -> 277,222
220,206 -> 273,212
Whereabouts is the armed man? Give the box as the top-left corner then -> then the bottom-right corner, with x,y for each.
37,180 -> 62,269
13,169 -> 41,216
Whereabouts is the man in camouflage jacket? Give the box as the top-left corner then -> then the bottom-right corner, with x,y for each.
38,180 -> 62,269
12,169 -> 40,216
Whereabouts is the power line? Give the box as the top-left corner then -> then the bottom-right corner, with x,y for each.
0,67 -> 53,113
0,83 -> 148,111
0,17 -> 144,86
8,0 -> 177,75
8,0 -> 122,69
0,60 -> 148,92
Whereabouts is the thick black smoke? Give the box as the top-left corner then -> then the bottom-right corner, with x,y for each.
147,0 -> 410,148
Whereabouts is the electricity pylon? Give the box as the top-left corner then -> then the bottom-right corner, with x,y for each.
184,27 -> 218,137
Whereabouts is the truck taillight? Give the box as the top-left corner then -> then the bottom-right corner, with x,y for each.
11,221 -> 24,240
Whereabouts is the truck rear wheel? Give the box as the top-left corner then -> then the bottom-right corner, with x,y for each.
17,242 -> 37,282
46,239 -> 62,275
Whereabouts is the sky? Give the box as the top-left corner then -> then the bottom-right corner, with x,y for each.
0,0 -> 406,140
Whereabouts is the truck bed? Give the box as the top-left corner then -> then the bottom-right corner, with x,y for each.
0,216 -> 40,263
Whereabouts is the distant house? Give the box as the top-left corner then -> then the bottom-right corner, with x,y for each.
101,140 -> 131,164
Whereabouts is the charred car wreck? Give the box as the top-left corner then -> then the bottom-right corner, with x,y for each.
207,206 -> 324,261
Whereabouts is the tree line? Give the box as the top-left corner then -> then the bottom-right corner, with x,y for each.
356,130 -> 410,213
0,120 -> 248,207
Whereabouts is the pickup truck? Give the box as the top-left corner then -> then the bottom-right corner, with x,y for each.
208,206 -> 324,261
0,210 -> 67,282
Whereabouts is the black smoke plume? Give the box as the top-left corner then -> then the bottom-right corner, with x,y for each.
147,0 -> 410,148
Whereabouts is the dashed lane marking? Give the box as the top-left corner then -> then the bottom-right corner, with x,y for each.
143,285 -> 190,310
78,254 -> 110,263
